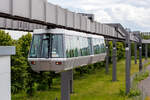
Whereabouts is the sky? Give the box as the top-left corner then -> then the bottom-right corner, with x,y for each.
8,0 -> 150,39
5,30 -> 30,40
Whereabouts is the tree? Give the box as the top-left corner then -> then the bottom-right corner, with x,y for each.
117,42 -> 125,60
17,33 -> 32,58
0,30 -> 13,46
11,33 -> 32,93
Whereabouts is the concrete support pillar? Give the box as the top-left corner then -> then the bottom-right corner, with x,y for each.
112,40 -> 117,81
134,42 -> 137,64
125,34 -> 131,94
145,44 -> 148,60
61,70 -> 71,100
68,69 -> 73,94
105,40 -> 109,74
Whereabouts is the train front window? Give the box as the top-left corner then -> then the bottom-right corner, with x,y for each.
30,35 -> 42,58
41,34 -> 50,58
29,34 -> 64,58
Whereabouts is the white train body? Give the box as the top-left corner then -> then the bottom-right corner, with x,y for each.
28,28 -> 106,73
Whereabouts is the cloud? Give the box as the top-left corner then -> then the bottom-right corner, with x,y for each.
48,0 -> 150,32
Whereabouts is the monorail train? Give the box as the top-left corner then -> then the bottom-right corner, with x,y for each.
28,28 -> 106,73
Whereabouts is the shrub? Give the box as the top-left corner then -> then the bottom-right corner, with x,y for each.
128,89 -> 141,97
134,71 -> 149,82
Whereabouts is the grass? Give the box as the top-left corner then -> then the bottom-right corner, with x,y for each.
146,97 -> 150,100
12,58 -> 150,100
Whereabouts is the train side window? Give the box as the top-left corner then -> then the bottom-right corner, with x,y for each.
103,39 -> 106,53
93,38 -> 96,54
81,37 -> 84,56
79,37 -> 83,56
80,37 -> 84,56
65,35 -> 71,58
93,38 -> 100,54
77,36 -> 81,56
52,35 -> 64,58
80,37 -> 89,56
88,38 -> 92,55
65,35 -> 92,57
99,38 -> 102,53
97,39 -> 101,54
70,36 -> 74,57
85,37 -> 89,56
73,36 -> 78,57
101,39 -> 104,53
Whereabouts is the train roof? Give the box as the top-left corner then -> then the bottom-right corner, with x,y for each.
33,28 -> 104,39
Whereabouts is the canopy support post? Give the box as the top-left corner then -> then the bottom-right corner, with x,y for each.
125,32 -> 131,94
145,44 -> 148,60
134,42 -> 137,64
106,40 -> 109,74
139,38 -> 142,71
112,40 -> 117,81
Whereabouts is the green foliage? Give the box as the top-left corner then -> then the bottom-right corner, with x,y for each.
108,41 -> 125,62
116,42 -> 125,60
26,82 -> 36,97
129,70 -> 150,99
119,89 -> 141,98
75,61 -> 105,76
0,30 -> 13,45
119,89 -> 126,97
142,44 -> 150,57
128,89 -> 141,97
17,33 -> 32,58
141,35 -> 150,40
134,71 -> 149,82
11,33 -> 32,94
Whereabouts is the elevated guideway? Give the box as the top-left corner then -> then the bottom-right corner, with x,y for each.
0,0 -> 138,41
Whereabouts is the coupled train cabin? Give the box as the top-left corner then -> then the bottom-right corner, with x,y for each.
28,28 -> 106,72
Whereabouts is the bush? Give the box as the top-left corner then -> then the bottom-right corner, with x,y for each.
108,41 -> 125,62
26,83 -> 37,97
119,89 -> 126,97
128,89 -> 141,97
119,88 -> 141,98
134,71 -> 149,82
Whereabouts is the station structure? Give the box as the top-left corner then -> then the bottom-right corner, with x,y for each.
0,0 -> 149,100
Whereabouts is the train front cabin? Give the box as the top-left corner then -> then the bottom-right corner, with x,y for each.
28,28 -> 106,73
